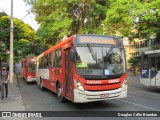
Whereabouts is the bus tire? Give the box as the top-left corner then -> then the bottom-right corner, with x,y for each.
57,83 -> 65,103
40,79 -> 45,91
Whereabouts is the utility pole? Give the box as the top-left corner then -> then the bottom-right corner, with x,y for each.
10,0 -> 14,83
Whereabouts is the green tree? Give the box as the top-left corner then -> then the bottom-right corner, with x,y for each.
128,57 -> 140,75
24,0 -> 108,47
0,40 -> 7,62
0,13 -> 41,63
0,12 -> 7,17
104,0 -> 160,42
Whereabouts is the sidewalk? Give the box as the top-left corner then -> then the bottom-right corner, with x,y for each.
0,78 -> 28,120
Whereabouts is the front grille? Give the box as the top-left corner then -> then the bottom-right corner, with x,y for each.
86,95 -> 120,100
83,74 -> 123,80
84,82 -> 121,86
86,88 -> 120,92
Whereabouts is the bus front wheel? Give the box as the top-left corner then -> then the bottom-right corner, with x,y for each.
57,83 -> 65,103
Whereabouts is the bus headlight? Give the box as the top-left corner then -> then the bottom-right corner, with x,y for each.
122,79 -> 128,88
74,79 -> 84,91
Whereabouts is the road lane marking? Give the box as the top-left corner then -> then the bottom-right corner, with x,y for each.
117,99 -> 160,111
128,88 -> 160,96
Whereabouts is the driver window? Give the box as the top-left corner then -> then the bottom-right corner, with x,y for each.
150,58 -> 156,71
143,55 -> 148,69
157,57 -> 160,70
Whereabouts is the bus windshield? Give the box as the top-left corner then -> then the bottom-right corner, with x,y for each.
28,60 -> 36,72
75,46 -> 126,78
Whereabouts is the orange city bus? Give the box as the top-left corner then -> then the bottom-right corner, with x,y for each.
36,34 -> 128,103
22,57 -> 36,82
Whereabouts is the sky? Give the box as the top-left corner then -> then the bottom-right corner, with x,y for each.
0,0 -> 39,30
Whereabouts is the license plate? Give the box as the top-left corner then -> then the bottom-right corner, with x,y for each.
100,93 -> 109,97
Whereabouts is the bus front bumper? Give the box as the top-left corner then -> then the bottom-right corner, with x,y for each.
27,77 -> 36,82
73,85 -> 127,103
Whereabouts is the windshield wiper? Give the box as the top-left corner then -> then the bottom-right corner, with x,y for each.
106,45 -> 114,57
87,44 -> 97,62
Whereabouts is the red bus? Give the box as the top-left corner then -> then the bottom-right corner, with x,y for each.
22,57 -> 36,82
36,34 -> 128,103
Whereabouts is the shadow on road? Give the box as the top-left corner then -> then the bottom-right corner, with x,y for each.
140,85 -> 160,94
33,83 -> 120,111
68,101 -> 119,111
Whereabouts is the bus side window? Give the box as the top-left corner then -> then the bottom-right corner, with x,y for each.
40,57 -> 43,68
48,53 -> 51,68
143,57 -> 148,69
53,52 -> 56,67
157,62 -> 160,70
55,49 -> 62,67
49,52 -> 54,68
40,58 -> 43,68
151,63 -> 156,71
58,49 -> 62,67
55,50 -> 58,67
150,58 -> 156,70
44,56 -> 49,68
39,58 -> 41,68
157,58 -> 160,70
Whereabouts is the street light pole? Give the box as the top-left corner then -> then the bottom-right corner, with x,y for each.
10,0 -> 14,83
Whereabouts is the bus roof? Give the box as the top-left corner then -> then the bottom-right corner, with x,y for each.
37,35 -> 74,58
37,34 -> 123,58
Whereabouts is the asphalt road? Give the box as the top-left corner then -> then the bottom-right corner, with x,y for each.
18,75 -> 160,120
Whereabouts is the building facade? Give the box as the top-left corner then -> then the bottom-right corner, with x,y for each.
123,37 -> 155,74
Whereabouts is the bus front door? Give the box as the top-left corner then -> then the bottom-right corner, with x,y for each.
64,49 -> 73,99
150,57 -> 160,87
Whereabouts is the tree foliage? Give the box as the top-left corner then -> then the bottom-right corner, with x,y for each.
104,0 -> 160,42
24,0 -> 108,47
0,12 -> 7,17
128,57 -> 140,67
128,57 -> 140,75
24,0 -> 160,50
0,12 -> 41,63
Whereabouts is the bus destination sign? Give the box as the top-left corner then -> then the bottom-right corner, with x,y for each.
77,36 -> 119,45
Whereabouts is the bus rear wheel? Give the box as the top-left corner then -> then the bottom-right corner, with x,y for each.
57,83 -> 65,103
